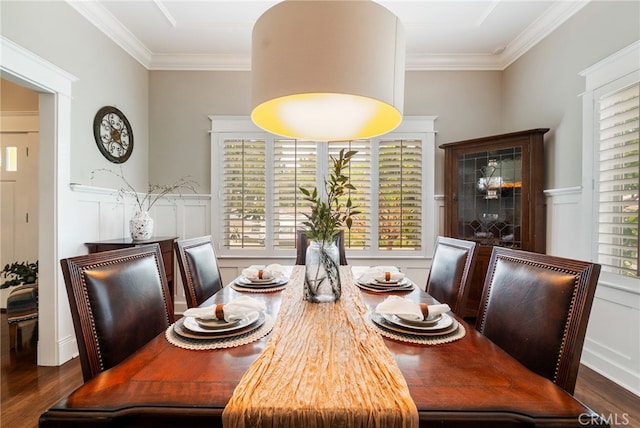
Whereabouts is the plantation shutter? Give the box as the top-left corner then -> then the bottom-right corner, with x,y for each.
273,139 -> 317,249
328,141 -> 372,249
378,139 -> 422,250
222,139 -> 266,248
597,82 -> 640,277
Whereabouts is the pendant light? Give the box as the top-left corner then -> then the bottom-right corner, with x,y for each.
251,0 -> 405,141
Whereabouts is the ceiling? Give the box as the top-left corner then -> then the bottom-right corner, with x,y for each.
67,0 -> 591,71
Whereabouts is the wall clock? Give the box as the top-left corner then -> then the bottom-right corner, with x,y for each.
93,106 -> 134,163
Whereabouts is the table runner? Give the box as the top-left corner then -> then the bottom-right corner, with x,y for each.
222,266 -> 419,428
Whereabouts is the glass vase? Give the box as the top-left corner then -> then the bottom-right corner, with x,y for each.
304,240 -> 341,303
129,210 -> 154,240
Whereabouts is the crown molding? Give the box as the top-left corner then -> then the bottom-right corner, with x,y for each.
497,0 -> 590,69
68,0 -> 589,72
66,0 -> 152,68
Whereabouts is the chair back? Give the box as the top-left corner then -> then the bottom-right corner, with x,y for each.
174,235 -> 223,308
426,236 -> 478,315
476,247 -> 601,394
60,244 -> 174,382
295,230 -> 348,266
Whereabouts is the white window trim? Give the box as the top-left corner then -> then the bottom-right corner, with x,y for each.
581,40 -> 640,291
210,115 -> 437,260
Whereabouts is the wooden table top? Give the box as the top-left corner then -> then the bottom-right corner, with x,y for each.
40,268 -> 607,428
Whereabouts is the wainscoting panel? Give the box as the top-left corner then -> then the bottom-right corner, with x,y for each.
546,187 -> 640,397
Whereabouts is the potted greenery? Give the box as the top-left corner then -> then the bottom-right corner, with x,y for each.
1,260 -> 38,289
299,149 -> 360,302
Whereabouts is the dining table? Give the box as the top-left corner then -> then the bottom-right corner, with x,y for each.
39,265 -> 608,427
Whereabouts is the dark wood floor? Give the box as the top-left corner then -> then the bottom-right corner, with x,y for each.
2,313 -> 639,428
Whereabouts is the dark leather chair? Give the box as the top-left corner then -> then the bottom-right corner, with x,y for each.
425,236 -> 478,315
475,247 -> 601,394
295,230 -> 348,266
174,235 -> 223,308
60,244 -> 174,382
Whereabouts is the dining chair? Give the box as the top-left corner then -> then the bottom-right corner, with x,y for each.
174,235 -> 223,308
295,230 -> 348,266
475,247 -> 601,394
60,244 -> 174,382
425,236 -> 478,316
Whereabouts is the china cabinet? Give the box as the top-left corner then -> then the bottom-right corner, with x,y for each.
440,129 -> 548,318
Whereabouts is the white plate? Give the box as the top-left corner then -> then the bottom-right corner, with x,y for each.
355,282 -> 414,293
235,276 -> 288,288
174,312 -> 266,340
243,276 -> 275,283
396,313 -> 443,326
372,313 -> 459,337
372,277 -> 410,286
357,277 -> 411,287
382,312 -> 454,331
183,311 -> 260,334
195,317 -> 240,330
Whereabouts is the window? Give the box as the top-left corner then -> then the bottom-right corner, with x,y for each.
595,82 -> 639,277
582,41 -> 640,280
211,116 -> 435,259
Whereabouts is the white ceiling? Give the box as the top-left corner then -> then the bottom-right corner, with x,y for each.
67,0 -> 591,71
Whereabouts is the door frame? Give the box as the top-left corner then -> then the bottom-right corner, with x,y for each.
1,36 -> 78,365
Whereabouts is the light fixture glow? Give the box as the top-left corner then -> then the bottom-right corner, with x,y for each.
251,0 -> 405,141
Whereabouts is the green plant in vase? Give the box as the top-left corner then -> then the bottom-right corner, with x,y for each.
299,148 -> 360,302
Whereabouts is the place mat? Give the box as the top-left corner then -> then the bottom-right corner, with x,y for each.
165,314 -> 274,350
231,283 -> 286,293
223,266 -> 418,428
369,314 -> 466,345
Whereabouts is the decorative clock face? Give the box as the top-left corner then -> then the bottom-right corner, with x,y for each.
93,106 -> 134,163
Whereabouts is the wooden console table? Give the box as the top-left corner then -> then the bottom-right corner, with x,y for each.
85,237 -> 178,302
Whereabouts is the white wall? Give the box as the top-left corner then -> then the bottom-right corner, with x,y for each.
503,1 -> 640,395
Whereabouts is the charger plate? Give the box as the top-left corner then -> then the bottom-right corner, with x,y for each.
166,314 -> 274,350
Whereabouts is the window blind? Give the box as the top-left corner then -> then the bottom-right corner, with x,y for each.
328,141 -> 372,249
597,82 -> 640,277
378,139 -> 422,250
273,139 -> 317,249
222,139 -> 266,248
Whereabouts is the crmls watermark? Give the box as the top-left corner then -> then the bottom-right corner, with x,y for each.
579,413 -> 631,426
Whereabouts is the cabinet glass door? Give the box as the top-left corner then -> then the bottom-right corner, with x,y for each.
457,147 -> 523,248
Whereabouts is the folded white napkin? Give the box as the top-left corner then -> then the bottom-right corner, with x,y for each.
183,296 -> 266,322
358,266 -> 405,283
375,296 -> 450,321
241,264 -> 285,281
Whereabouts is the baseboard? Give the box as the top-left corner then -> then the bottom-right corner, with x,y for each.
582,348 -> 640,397
38,333 -> 78,366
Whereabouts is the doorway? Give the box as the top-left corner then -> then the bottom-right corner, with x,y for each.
1,36 -> 78,366
1,79 -> 40,352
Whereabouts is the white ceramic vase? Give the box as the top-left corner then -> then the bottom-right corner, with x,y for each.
129,210 -> 154,240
